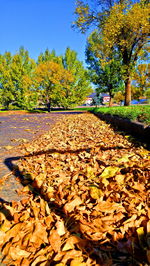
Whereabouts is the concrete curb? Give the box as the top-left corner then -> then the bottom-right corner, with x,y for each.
92,112 -> 150,145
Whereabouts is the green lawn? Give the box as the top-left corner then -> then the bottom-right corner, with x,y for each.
92,105 -> 150,125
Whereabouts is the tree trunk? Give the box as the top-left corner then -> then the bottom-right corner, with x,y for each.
47,101 -> 51,112
108,85 -> 113,107
124,77 -> 131,106
109,96 -> 113,107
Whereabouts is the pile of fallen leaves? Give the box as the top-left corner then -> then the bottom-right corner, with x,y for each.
0,113 -> 150,265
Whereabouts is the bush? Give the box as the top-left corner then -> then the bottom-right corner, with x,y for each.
93,105 -> 150,125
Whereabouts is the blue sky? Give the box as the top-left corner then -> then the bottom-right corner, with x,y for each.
0,0 -> 89,64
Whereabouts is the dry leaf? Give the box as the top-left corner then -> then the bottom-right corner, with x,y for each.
49,230 -> 61,252
64,196 -> 82,213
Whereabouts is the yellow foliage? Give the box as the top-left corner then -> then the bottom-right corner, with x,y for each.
103,2 -> 150,52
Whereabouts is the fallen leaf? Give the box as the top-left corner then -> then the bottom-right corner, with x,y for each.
64,196 -> 82,213
49,230 -> 61,252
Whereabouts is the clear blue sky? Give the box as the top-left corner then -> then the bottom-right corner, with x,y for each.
0,0 -> 89,64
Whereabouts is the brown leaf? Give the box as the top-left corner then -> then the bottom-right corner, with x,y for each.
49,229 -> 61,252
9,246 -> 30,260
64,196 -> 82,213
62,250 -> 82,264
56,220 -> 66,236
30,255 -> 47,266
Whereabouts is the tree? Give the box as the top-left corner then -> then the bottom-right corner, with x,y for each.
60,47 -> 92,108
37,48 -> 61,64
0,47 -> 37,110
10,47 -> 37,109
73,0 -> 139,33
86,31 -> 123,106
34,60 -> 74,112
0,52 -> 16,109
101,1 -> 150,105
73,0 -> 150,106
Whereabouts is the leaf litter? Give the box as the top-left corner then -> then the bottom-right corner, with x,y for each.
0,113 -> 150,265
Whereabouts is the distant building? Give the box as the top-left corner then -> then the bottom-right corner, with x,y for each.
85,92 -> 110,105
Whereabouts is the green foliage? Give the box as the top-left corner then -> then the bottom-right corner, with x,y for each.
0,46 -> 92,111
0,47 -> 37,110
60,47 -> 92,109
37,48 -> 62,65
93,105 -> 150,124
86,31 -> 123,105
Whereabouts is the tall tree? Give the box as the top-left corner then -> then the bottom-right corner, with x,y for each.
73,0 -> 139,33
73,0 -> 150,106
102,1 -> 150,105
61,47 -> 92,108
34,60 -> 74,112
86,32 -> 123,106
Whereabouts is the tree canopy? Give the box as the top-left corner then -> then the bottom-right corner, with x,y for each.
0,47 -> 91,111
86,31 -> 123,106
61,47 -> 92,108
73,0 -> 150,105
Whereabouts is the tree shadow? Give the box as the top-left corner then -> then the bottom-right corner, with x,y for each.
1,146 -> 149,265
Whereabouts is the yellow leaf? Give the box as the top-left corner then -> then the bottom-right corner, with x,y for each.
4,145 -> 13,150
90,186 -> 103,200
70,257 -> 86,266
62,241 -> 74,251
100,166 -> 119,186
115,174 -> 124,185
137,227 -> 145,248
100,166 -> 119,179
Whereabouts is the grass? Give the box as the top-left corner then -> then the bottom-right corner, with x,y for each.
92,105 -> 150,125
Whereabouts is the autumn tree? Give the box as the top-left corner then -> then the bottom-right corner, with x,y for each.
86,31 -> 123,106
60,47 -> 92,108
102,1 -> 150,105
73,0 -> 139,33
34,60 -> 74,112
73,0 -> 150,106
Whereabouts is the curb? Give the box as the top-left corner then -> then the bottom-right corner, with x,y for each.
92,112 -> 150,146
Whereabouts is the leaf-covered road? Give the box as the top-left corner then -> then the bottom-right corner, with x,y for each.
0,112 -> 150,265
0,111 -> 84,201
